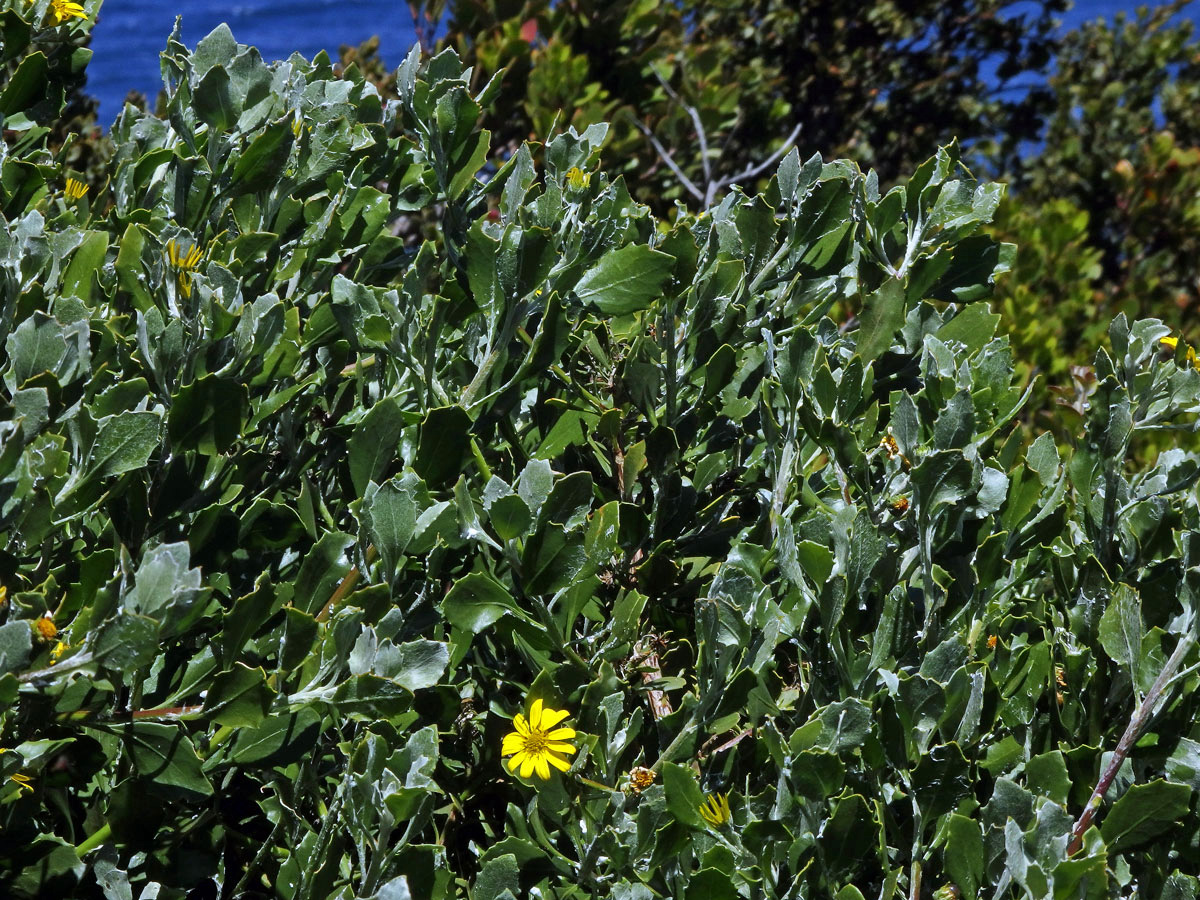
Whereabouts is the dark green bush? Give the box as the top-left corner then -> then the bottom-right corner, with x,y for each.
2,9 -> 1200,900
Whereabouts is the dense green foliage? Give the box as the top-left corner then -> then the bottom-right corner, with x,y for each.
348,1 -> 1200,442
3,4 -> 1200,900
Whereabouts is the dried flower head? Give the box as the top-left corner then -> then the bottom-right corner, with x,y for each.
627,766 -> 655,794
32,616 -> 57,643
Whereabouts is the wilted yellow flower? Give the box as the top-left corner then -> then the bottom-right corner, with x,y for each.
565,166 -> 590,191
699,792 -> 731,827
8,773 -> 33,795
50,641 -> 68,664
166,239 -> 204,298
501,698 -> 577,779
1161,335 -> 1200,369
64,178 -> 88,201
986,634 -> 998,650
0,585 -> 7,608
166,239 -> 203,271
48,0 -> 87,25
32,616 -> 57,643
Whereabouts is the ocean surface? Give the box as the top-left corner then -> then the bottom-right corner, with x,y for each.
83,1 -> 1191,129
86,1 -> 420,126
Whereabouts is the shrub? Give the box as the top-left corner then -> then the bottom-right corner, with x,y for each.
2,13 -> 1200,900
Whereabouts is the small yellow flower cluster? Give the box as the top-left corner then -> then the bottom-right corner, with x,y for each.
699,792 -> 731,827
1161,335 -> 1200,369
166,239 -> 204,298
565,166 -> 590,192
47,0 -> 87,26
64,178 -> 88,201
500,698 -> 577,779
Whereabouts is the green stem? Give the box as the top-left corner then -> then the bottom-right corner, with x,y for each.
203,724 -> 237,759
469,438 -> 493,481
575,774 -> 618,793
75,822 -> 112,856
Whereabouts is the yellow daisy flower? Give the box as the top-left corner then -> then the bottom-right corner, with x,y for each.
699,792 -> 731,827
64,178 -> 88,201
1161,334 -> 1200,368
501,698 -> 577,779
48,0 -> 87,26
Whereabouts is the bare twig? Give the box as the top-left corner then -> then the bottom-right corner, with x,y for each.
709,121 -> 804,204
650,65 -> 711,189
628,115 -> 705,203
1066,629 -> 1196,855
632,635 -> 675,722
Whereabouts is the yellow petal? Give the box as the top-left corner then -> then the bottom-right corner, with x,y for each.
501,733 -> 524,756
520,753 -> 537,778
545,742 -> 577,754
1162,336 -> 1180,350
507,752 -> 525,773
546,752 -> 572,772
529,698 -> 544,730
512,713 -> 529,735
545,727 -> 575,741
534,754 -> 550,780
538,707 -> 569,729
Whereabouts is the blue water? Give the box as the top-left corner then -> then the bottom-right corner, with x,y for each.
86,1 -> 419,125
83,1 -> 1192,129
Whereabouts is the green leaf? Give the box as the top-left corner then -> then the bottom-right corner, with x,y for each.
122,542 -> 203,637
0,621 -> 31,675
1025,750 -> 1071,805
1099,584 -> 1144,682
943,813 -> 984,899
413,405 -> 472,488
441,572 -> 528,633
230,120 -> 294,195
228,708 -> 323,767
392,639 -> 449,692
573,244 -> 676,315
473,853 -> 519,900
856,279 -> 906,362
361,477 -> 418,578
662,761 -> 707,829
1100,779 -> 1191,853
348,397 -> 404,496
194,65 -> 237,131
124,722 -> 213,800
202,664 -> 276,728
89,410 -> 163,479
